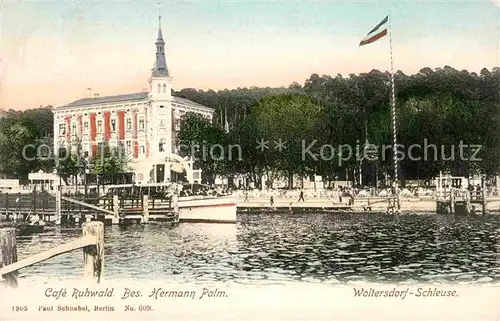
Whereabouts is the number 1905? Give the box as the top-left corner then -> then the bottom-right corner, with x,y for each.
12,306 -> 28,312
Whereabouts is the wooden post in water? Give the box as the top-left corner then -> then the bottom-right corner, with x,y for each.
465,190 -> 471,214
112,194 -> 119,224
82,221 -> 104,283
481,178 -> 487,214
142,195 -> 149,223
0,228 -> 18,287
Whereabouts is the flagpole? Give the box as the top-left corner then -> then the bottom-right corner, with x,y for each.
388,12 -> 400,212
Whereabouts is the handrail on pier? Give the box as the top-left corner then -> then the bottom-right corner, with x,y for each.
60,195 -> 115,215
0,221 -> 104,287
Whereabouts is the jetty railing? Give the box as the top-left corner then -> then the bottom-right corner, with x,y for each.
0,189 -> 178,225
0,221 -> 104,287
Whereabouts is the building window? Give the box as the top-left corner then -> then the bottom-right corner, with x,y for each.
97,120 -> 102,133
140,145 -> 145,154
59,124 -> 66,136
111,119 -> 116,132
162,84 -> 167,93
84,151 -> 89,158
126,118 -> 132,131
157,84 -> 161,93
139,119 -> 145,130
159,139 -> 165,152
97,142 -> 107,154
126,141 -> 131,153
72,124 -> 76,135
83,122 -> 89,134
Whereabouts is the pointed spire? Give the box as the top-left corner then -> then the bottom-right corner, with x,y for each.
157,11 -> 163,41
152,10 -> 169,77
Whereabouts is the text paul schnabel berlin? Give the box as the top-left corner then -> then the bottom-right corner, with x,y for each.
353,287 -> 458,299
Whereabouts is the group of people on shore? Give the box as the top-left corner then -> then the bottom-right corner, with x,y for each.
242,188 -> 356,207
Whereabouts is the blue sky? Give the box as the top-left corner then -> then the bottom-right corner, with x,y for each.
1,0 -> 499,109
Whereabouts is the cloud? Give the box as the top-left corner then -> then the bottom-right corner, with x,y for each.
490,0 -> 500,6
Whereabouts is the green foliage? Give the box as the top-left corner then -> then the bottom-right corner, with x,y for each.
2,67 -> 499,187
175,67 -> 500,186
88,142 -> 130,184
0,109 -> 53,179
176,112 -> 228,183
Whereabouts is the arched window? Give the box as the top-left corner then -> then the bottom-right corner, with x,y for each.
162,84 -> 167,93
157,84 -> 161,93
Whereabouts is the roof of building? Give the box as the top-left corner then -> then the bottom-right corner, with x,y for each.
61,92 -> 213,110
64,92 -> 148,107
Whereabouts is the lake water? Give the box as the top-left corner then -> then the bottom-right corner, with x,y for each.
13,213 -> 500,284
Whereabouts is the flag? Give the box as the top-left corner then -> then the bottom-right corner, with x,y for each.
359,15 -> 388,46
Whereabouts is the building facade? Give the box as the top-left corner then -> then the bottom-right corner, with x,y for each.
53,19 -> 214,184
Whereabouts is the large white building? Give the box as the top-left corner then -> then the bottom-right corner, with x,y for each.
53,17 -> 214,184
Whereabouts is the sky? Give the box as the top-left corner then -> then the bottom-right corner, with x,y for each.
1,0 -> 499,110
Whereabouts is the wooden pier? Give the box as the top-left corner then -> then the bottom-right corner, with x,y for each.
0,221 -> 104,287
436,188 -> 489,215
237,197 -> 400,214
0,189 -> 179,226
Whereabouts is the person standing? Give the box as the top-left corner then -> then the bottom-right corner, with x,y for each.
298,190 -> 305,202
270,196 -> 274,207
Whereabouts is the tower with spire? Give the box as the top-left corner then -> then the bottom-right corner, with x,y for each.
149,13 -> 172,98
148,12 -> 174,181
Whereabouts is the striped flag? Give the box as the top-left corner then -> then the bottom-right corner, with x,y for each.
359,15 -> 388,46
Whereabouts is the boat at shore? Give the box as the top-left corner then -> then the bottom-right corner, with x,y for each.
178,195 -> 237,223
104,183 -> 237,224
16,222 -> 45,236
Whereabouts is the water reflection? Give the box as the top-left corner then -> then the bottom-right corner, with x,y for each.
14,213 -> 500,284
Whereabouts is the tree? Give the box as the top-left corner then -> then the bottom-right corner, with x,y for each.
176,112 -> 228,184
252,93 -> 323,189
88,142 -> 130,185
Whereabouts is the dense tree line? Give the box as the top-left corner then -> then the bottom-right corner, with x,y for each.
0,106 -> 54,180
1,66 -> 499,188
176,66 -> 500,187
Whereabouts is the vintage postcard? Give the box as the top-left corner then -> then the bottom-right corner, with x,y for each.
0,0 -> 499,320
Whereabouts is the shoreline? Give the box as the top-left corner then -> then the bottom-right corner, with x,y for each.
237,197 -> 500,214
